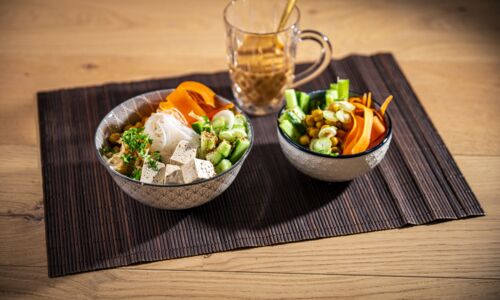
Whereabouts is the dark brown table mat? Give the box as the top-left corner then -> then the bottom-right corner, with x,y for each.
38,53 -> 484,277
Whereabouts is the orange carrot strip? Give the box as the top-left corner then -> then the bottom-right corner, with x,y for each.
178,81 -> 216,108
367,92 -> 372,109
351,104 -> 374,154
373,109 -> 384,122
369,133 -> 385,149
370,114 -> 386,145
344,115 -> 364,155
362,93 -> 367,106
165,87 -> 206,124
379,95 -> 393,117
158,101 -> 175,111
349,97 -> 362,103
342,112 -> 358,154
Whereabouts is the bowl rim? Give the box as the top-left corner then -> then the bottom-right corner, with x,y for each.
94,89 -> 254,187
277,90 -> 392,159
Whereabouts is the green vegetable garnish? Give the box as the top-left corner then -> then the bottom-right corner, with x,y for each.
337,78 -> 349,101
121,127 -> 151,153
131,169 -> 142,180
118,127 -> 161,179
297,91 -> 310,113
147,158 -> 159,171
121,153 -> 132,164
285,89 -> 298,109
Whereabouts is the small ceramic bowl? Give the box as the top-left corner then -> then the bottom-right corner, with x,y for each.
95,89 -> 253,210
277,90 -> 392,182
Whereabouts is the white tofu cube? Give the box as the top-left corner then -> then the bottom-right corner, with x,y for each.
140,161 -> 166,184
154,164 -> 182,184
170,140 -> 198,166
181,158 -> 216,183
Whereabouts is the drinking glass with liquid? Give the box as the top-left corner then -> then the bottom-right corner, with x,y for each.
224,0 -> 332,115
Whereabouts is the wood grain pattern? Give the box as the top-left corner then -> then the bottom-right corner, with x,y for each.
0,0 -> 499,298
0,267 -> 500,299
1,266 -> 500,300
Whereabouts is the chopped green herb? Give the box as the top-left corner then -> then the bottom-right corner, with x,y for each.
121,127 -> 151,154
120,153 -> 132,164
131,169 -> 142,180
147,159 -> 159,171
151,151 -> 161,161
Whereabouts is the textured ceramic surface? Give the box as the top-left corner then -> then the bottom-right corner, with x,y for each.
277,90 -> 392,182
95,89 -> 253,210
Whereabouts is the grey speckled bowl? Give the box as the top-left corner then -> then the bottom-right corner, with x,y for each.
95,89 -> 253,210
277,90 -> 392,182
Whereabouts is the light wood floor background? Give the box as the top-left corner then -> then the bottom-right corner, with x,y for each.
0,0 -> 499,299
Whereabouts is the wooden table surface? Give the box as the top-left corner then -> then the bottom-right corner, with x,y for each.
1,0 -> 499,298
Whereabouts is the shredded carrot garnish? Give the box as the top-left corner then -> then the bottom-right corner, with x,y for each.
342,94 -> 393,155
379,95 -> 393,117
178,81 -> 216,108
343,116 -> 362,154
157,81 -> 235,125
370,114 -> 386,145
351,104 -> 373,154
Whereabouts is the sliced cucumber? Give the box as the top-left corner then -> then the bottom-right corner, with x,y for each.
229,138 -> 250,164
200,131 -> 218,154
234,114 -> 247,127
286,111 -> 302,126
290,106 -> 305,120
219,129 -> 236,142
279,119 -> 300,141
216,140 -> 232,157
298,92 -> 310,113
206,151 -> 223,166
285,89 -> 298,109
232,126 -> 247,138
279,110 -> 305,134
191,122 -> 203,134
191,114 -> 212,134
287,111 -> 306,134
215,159 -> 232,174
211,117 -> 226,133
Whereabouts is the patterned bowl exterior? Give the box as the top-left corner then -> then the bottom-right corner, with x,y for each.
94,89 -> 253,210
276,90 -> 392,182
278,130 -> 391,181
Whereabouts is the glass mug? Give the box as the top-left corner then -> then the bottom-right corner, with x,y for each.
224,0 -> 332,115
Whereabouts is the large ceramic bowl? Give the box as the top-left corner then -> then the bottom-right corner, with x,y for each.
95,89 -> 253,210
277,90 -> 392,182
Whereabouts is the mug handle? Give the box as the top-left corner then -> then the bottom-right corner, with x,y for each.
292,30 -> 333,88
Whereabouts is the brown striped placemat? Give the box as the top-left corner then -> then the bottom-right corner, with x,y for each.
37,53 -> 484,277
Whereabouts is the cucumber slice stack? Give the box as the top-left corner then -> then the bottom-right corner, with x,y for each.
193,109 -> 251,174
